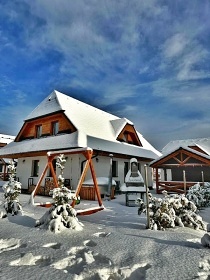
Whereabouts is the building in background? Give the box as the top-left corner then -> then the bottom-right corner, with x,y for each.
150,138 -> 210,193
0,134 -> 15,180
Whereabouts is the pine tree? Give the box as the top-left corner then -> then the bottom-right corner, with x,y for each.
136,191 -> 206,231
36,154 -> 82,233
2,160 -> 22,216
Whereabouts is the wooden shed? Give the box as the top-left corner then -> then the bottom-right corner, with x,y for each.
150,143 -> 210,194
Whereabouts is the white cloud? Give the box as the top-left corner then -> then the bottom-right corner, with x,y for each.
162,33 -> 188,58
177,46 -> 210,81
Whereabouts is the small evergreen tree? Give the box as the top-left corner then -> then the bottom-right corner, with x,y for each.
2,160 -> 22,216
136,191 -> 206,231
36,154 -> 82,233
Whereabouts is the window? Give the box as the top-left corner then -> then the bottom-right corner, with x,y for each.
112,160 -> 118,177
36,125 -> 42,138
52,121 -> 59,135
124,162 -> 129,178
31,160 -> 39,177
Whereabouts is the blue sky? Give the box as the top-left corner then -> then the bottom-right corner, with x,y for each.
1,0 -> 210,151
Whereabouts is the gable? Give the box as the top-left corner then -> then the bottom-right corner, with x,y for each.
150,147 -> 210,168
117,124 -> 142,146
16,112 -> 76,141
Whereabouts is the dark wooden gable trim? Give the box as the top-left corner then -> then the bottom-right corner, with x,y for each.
188,145 -> 208,155
117,124 -> 142,146
16,112 -> 77,142
150,147 -> 210,168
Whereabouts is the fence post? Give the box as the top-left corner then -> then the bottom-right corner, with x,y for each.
183,170 -> 186,194
144,164 -> 150,229
201,171 -> 204,186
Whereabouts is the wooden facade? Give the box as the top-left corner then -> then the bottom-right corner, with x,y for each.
150,147 -> 210,194
16,112 -> 76,141
117,123 -> 142,146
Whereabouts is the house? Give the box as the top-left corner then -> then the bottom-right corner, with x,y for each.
150,138 -> 210,194
0,134 -> 15,180
0,90 -> 161,193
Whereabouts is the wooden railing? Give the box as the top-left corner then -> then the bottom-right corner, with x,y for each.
155,181 -> 201,194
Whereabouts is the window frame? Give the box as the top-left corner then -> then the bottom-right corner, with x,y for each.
112,160 -> 118,177
52,121 -> 59,136
35,125 -> 42,139
31,160 -> 39,177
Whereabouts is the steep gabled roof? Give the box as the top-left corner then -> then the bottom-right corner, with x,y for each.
162,137 -> 210,156
26,90 -> 119,142
150,146 -> 210,168
0,90 -> 161,160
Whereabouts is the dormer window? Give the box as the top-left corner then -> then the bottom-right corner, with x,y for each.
117,124 -> 142,147
52,121 -> 59,136
36,125 -> 42,139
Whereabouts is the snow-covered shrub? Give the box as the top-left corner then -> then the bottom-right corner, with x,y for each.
136,191 -> 206,231
186,182 -> 210,208
36,154 -> 82,233
2,161 -> 22,216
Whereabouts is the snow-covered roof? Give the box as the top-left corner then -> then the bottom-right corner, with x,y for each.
0,90 -> 161,160
0,132 -> 81,157
0,131 -> 159,160
25,91 -> 160,156
162,137 -> 210,156
150,145 -> 210,167
0,134 -> 15,144
26,90 -> 119,142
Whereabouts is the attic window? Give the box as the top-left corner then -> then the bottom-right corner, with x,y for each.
52,121 -> 59,136
36,125 -> 42,139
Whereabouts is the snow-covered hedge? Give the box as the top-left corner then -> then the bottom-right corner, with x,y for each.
136,191 -> 206,231
186,182 -> 210,208
35,154 -> 82,233
1,161 -> 22,216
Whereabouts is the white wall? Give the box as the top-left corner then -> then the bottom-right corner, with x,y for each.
16,154 -> 153,190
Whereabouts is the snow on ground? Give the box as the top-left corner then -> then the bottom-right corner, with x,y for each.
0,182 -> 210,280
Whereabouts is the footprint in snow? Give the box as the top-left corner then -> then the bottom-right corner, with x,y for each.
93,232 -> 111,238
42,242 -> 61,250
0,238 -> 21,253
10,252 -> 42,266
83,240 -> 97,247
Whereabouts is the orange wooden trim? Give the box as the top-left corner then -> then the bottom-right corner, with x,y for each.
33,163 -> 49,197
89,159 -> 103,206
48,160 -> 59,188
71,153 -> 92,208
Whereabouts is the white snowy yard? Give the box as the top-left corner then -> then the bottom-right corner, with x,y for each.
0,184 -> 210,280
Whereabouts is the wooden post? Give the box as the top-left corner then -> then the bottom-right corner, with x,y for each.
183,170 -> 186,194
201,171 -> 204,186
89,160 -> 103,206
107,154 -> 113,198
155,167 -> 159,194
144,164 -> 150,229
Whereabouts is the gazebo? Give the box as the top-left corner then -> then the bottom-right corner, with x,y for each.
150,146 -> 210,194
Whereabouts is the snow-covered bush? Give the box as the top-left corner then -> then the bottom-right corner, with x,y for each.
136,191 -> 206,231
2,161 -> 22,216
186,182 -> 210,208
36,154 -> 82,233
